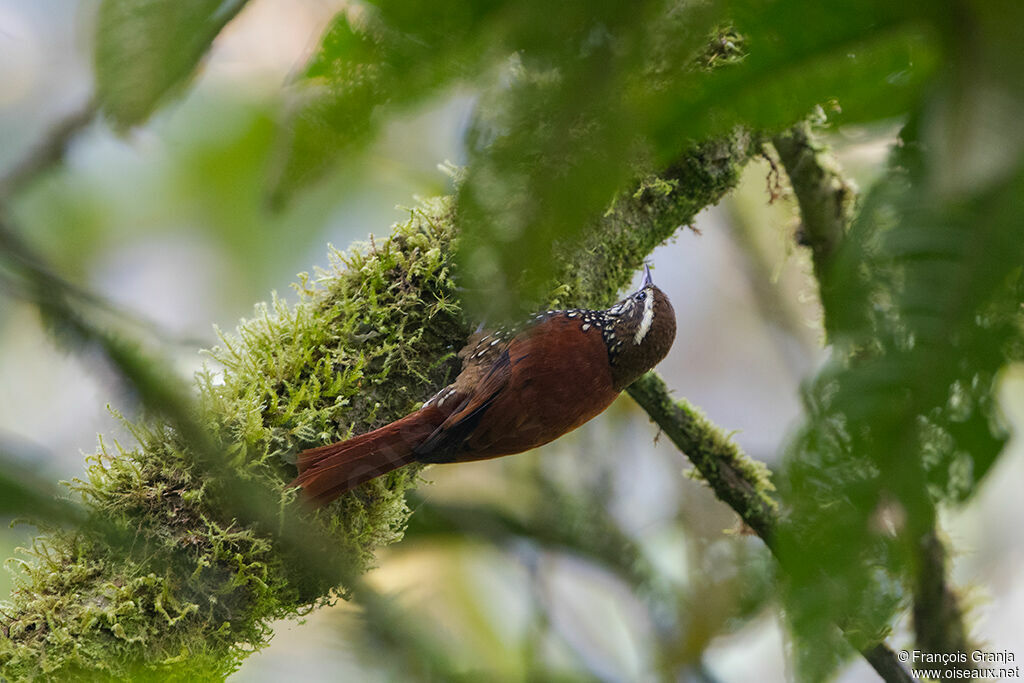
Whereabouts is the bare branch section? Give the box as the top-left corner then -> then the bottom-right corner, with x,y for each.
913,529 -> 974,680
627,372 -> 916,683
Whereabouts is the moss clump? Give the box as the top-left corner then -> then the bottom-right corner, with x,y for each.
1,133 -> 753,680
1,198 -> 466,681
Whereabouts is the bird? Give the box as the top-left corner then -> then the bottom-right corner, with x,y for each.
291,264 -> 676,507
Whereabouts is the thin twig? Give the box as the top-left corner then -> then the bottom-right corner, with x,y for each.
0,99 -> 97,203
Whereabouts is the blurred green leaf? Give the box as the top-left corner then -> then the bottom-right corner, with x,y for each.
779,105 -> 1024,683
268,2 -> 500,202
767,3 -> 1024,673
645,2 -> 938,153
272,0 -> 947,317
94,0 -> 249,127
454,0 -> 688,318
462,1 -> 940,315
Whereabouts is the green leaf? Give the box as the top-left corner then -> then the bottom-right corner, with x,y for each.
779,141 -> 1024,683
268,2 -> 500,202
773,3 -> 1024,667
645,1 -> 940,158
94,0 -> 249,128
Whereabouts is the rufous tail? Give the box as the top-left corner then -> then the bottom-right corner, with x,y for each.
290,407 -> 445,507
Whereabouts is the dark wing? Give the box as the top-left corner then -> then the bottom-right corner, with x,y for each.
413,349 -> 511,463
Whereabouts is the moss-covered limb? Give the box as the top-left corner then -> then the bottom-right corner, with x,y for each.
626,372 -> 917,683
771,121 -> 856,283
1,204 -> 464,681
1,132 -> 757,680
626,372 -> 778,542
556,130 -> 756,310
912,529 -> 973,679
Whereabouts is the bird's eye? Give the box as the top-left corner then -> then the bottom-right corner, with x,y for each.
634,292 -> 645,301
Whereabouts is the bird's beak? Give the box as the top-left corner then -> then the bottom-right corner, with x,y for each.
640,263 -> 653,289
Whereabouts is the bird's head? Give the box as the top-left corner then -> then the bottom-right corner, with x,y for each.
602,264 -> 677,390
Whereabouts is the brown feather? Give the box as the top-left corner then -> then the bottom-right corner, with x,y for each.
290,406 -> 448,506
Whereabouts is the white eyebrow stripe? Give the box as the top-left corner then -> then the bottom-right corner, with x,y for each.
634,293 -> 655,344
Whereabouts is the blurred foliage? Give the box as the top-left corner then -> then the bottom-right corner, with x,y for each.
10,95 -> 354,305
774,2 -> 1024,677
0,0 -> 1022,680
267,0 -> 939,319
95,0 -> 250,127
780,141 -> 1024,677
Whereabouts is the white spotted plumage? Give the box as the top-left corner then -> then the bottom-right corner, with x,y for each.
458,284 -> 659,375
426,386 -> 457,408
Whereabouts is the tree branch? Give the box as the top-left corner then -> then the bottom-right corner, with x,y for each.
0,125 -> 755,678
771,121 -> 856,281
913,528 -> 973,680
627,373 -> 777,540
627,372 -> 916,683
0,99 -> 96,204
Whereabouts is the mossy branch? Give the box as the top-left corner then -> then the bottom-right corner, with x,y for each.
0,129 -> 753,679
627,373 -> 777,540
771,121 -> 856,282
627,372 -> 914,683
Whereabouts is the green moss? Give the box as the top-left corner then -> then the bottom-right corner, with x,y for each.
561,132 -> 753,309
0,199 -> 465,681
1,135 -> 753,680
